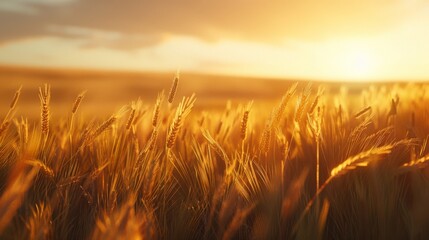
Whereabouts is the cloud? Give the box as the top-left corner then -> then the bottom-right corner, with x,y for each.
1,0 -> 429,81
1,0 -> 428,50
1,26 -> 429,81
0,0 -> 74,14
46,25 -> 164,50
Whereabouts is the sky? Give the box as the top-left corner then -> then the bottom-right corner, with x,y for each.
0,0 -> 428,81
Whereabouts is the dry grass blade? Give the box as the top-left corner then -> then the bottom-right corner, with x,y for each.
282,169 -> 308,219
89,161 -> 110,181
222,203 -> 256,240
317,199 -> 330,238
25,203 -> 52,240
92,197 -> 156,240
349,116 -> 373,144
0,163 -> 39,234
202,129 -> 230,163
0,121 -> 10,136
354,106 -> 372,119
235,161 -> 270,202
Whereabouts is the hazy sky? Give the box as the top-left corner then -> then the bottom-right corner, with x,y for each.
0,0 -> 428,81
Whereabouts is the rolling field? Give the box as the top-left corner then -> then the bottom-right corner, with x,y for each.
1,67 -> 429,239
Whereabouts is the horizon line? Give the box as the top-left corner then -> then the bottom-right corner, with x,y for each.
0,63 -> 427,84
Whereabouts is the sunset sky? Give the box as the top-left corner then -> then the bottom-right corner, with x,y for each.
0,0 -> 428,81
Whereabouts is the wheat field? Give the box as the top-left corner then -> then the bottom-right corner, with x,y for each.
1,75 -> 429,239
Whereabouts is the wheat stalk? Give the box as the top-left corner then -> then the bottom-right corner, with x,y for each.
397,154 -> 429,173
82,107 -> 127,147
167,71 -> 179,104
222,203 -> 255,240
72,90 -> 86,114
330,145 -> 393,177
354,106 -> 372,119
21,118 -> 29,144
308,87 -> 323,115
92,116 -> 117,139
387,96 -> 400,127
240,101 -> 253,141
9,85 -> 22,110
152,90 -> 164,127
39,84 -> 50,136
272,83 -> 298,128
294,83 -> 312,124
0,163 -> 39,234
308,107 -> 322,193
126,106 -> 136,130
146,128 -> 159,152
69,90 -> 86,142
166,94 -> 196,148
25,203 -> 52,240
25,160 -> 55,178
308,95 -> 320,115
0,121 -> 10,136
3,85 -> 22,123
259,123 -> 272,154
202,129 -> 230,163
294,143 -> 397,234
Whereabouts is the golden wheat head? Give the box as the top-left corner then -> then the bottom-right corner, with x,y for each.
168,71 -> 180,104
240,101 -> 253,140
166,94 -> 196,148
39,84 -> 50,136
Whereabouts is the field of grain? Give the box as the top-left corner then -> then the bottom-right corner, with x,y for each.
1,68 -> 429,239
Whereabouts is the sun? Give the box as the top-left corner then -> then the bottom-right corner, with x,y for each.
343,50 -> 376,80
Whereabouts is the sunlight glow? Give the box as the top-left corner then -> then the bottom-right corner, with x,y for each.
343,50 -> 376,80
0,1 -> 429,81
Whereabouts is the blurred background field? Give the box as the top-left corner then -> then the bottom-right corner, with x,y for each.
0,65 -> 391,119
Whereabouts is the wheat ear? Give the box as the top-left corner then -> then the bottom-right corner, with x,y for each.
39,84 -> 50,136
272,82 -> 298,128
152,90 -> 165,127
167,71 -> 179,104
3,85 -> 22,124
72,90 -> 86,114
166,94 -> 196,148
240,101 -> 253,141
